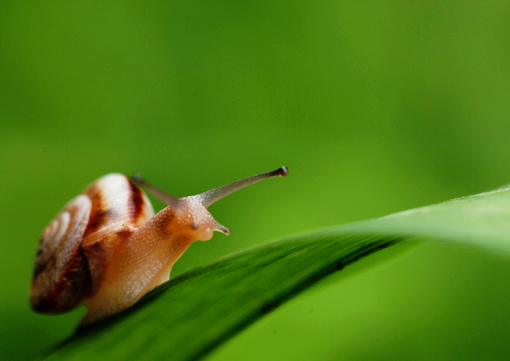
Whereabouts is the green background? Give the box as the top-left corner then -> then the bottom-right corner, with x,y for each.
1,1 -> 510,360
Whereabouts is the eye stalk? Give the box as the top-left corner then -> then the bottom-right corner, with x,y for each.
196,166 -> 289,208
132,166 -> 288,237
131,173 -> 183,212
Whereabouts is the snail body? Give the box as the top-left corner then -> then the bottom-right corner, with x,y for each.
31,167 -> 288,324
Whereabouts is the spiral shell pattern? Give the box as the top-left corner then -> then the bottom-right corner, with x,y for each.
30,174 -> 154,313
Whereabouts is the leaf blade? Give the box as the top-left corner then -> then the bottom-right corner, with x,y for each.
42,187 -> 510,360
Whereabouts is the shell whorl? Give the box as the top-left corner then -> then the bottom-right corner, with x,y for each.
30,174 -> 154,313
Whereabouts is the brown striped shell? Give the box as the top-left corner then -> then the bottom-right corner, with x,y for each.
30,174 -> 154,313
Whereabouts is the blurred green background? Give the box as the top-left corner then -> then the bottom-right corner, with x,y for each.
1,1 -> 510,360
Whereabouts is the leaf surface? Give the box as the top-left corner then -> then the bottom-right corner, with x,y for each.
42,186 -> 510,360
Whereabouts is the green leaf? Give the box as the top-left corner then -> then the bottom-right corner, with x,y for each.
41,186 -> 510,360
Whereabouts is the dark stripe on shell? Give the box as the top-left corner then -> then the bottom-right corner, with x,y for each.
83,185 -> 109,238
127,178 -> 144,221
31,195 -> 92,313
31,247 -> 92,313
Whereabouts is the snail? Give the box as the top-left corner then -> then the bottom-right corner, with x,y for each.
30,167 -> 288,325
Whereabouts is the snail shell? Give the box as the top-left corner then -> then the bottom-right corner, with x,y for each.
31,174 -> 153,313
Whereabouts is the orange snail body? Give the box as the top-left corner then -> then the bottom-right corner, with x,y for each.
31,167 -> 288,325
